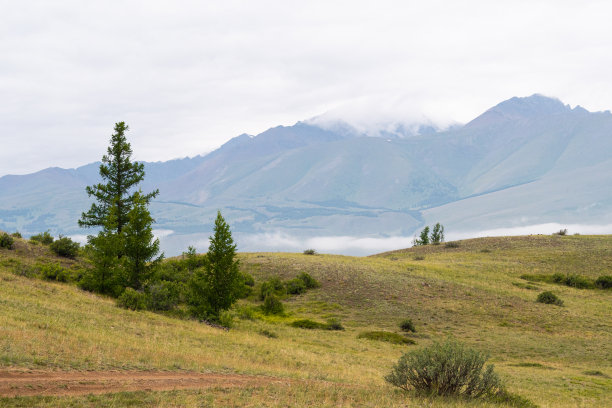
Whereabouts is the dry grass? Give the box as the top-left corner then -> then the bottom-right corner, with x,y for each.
0,234 -> 611,407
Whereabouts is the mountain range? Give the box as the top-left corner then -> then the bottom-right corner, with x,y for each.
1,94 -> 611,255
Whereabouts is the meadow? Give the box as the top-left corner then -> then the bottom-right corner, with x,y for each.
0,234 -> 610,407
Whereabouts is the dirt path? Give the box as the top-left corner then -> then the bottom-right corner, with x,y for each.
0,369 -> 295,397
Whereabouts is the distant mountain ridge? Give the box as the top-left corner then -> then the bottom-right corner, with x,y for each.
1,94 -> 611,255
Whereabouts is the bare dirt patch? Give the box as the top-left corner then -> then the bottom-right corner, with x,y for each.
0,369 -> 294,397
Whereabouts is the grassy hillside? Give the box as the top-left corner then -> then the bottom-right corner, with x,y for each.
0,234 -> 610,407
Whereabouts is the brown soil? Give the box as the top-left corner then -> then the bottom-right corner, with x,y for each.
0,369 -> 294,397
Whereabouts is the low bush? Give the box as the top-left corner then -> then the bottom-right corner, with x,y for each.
11,231 -> 22,238
30,231 -> 54,245
553,228 -> 568,236
290,319 -> 328,330
117,288 -> 147,311
262,293 -> 284,315
146,280 -> 181,311
259,329 -> 278,338
218,310 -> 234,329
385,339 -> 502,398
326,318 -> 345,331
399,319 -> 416,333
50,236 -> 80,258
536,291 -> 563,306
285,278 -> 307,295
297,272 -> 320,289
0,233 -> 14,249
444,241 -> 460,248
358,331 -> 415,345
38,263 -> 69,282
413,255 -> 425,261
259,277 -> 285,300
303,249 -> 316,255
595,275 -> 612,289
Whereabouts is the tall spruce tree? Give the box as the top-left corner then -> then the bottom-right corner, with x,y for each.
188,211 -> 240,320
122,191 -> 163,290
79,122 -> 158,234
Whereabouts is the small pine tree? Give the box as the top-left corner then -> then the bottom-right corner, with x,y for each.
414,226 -> 430,246
430,223 -> 445,244
188,211 -> 240,320
122,191 -> 163,290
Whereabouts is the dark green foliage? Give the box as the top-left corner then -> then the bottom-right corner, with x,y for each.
188,211 -> 241,320
49,236 -> 80,259
385,339 -> 502,398
285,278 -> 307,295
489,390 -> 539,408
553,229 -> 568,236
145,281 -> 181,311
536,291 -> 563,306
524,273 -> 596,289
10,231 -> 22,238
413,226 -> 430,246
303,249 -> 316,255
399,319 -> 416,333
583,370 -> 610,378
262,293 -> 284,315
430,222 -> 445,244
30,231 -> 54,245
0,233 -> 14,249
117,288 -> 147,310
79,122 -> 158,234
218,311 -> 234,329
259,329 -> 278,338
290,319 -> 328,330
38,263 -> 69,282
595,275 -> 612,289
358,331 -> 415,345
326,318 -> 345,331
259,277 -> 285,300
297,272 -> 320,289
563,274 -> 593,289
122,192 -> 163,290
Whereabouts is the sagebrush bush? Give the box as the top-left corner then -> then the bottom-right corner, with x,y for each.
297,272 -> 320,289
326,318 -> 345,331
303,249 -> 316,255
0,233 -> 14,249
358,331 -> 415,345
262,293 -> 284,315
400,319 -> 416,333
30,231 -> 54,245
285,278 -> 307,295
444,241 -> 460,248
290,319 -> 328,330
11,231 -> 22,238
385,339 -> 502,398
595,275 -> 612,289
218,310 -> 234,328
117,288 -> 147,310
536,291 -> 563,306
553,228 -> 568,236
50,236 -> 80,258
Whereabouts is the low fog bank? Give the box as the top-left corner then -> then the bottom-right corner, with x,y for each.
142,222 -> 612,258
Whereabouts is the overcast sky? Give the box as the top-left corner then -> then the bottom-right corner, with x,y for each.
1,0 -> 612,176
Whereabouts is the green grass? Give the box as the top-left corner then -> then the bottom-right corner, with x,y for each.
1,234 -> 611,407
357,331 -> 416,345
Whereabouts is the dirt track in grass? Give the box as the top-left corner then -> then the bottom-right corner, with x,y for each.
0,370 -> 297,397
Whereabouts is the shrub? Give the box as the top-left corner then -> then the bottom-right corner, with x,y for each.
259,329 -> 278,338
38,263 -> 69,282
326,318 -> 345,331
595,275 -> 612,289
11,231 -> 22,238
358,331 -> 415,345
30,231 -> 54,245
413,255 -> 425,261
564,274 -> 593,289
117,288 -> 147,310
262,293 -> 284,315
385,339 -> 502,398
553,229 -> 568,236
444,241 -> 459,248
290,319 -> 328,330
303,249 -> 316,255
0,233 -> 14,249
297,272 -> 320,289
50,236 -> 80,258
218,310 -> 234,329
285,278 -> 307,295
536,291 -> 563,306
146,281 -> 181,311
259,277 -> 285,300
399,319 -> 416,333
